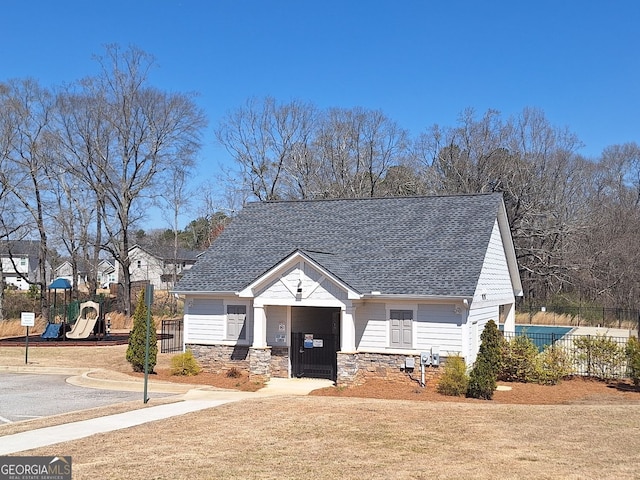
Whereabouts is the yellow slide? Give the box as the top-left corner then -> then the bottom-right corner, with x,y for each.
66,301 -> 100,340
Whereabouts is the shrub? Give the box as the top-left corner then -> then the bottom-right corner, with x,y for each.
436,355 -> 469,396
573,334 -> 625,380
535,344 -> 572,385
466,320 -> 503,400
170,350 -> 202,376
126,290 -> 158,373
467,357 -> 497,400
26,284 -> 40,300
226,367 -> 242,378
500,334 -> 538,383
626,336 -> 640,386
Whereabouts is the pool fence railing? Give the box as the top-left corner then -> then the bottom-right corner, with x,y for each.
503,330 -> 632,380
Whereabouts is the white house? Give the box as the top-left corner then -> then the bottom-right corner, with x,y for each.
173,194 -> 522,385
97,259 -> 118,288
129,244 -> 202,290
0,240 -> 51,290
54,258 -> 118,289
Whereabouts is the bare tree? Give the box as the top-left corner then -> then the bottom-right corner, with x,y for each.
414,107 -> 586,303
53,86 -> 107,297
59,45 -> 206,314
574,143 -> 640,309
158,163 -> 192,314
315,107 -> 409,198
0,78 -> 56,319
216,97 -> 317,200
217,99 -> 410,201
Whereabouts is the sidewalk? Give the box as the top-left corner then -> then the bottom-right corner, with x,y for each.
0,366 -> 333,455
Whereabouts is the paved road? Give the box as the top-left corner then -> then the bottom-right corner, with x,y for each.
0,373 -> 171,424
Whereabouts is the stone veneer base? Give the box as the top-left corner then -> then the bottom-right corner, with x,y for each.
188,344 -> 445,387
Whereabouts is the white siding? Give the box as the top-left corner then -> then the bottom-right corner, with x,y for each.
356,302 -> 387,349
466,304 -> 499,364
255,261 -> 348,302
129,249 -> 164,287
256,265 -> 297,299
184,298 -> 225,344
474,220 -> 516,306
415,303 -> 464,356
303,261 -> 348,300
266,305 -> 289,346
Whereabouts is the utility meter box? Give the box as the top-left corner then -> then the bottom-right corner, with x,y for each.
431,346 -> 440,366
420,351 -> 431,366
405,357 -> 415,369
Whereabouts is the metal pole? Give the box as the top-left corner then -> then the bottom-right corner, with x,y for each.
25,326 -> 29,364
143,285 -> 154,404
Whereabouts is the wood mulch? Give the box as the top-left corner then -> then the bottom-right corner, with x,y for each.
310,376 -> 640,405
138,368 -> 640,404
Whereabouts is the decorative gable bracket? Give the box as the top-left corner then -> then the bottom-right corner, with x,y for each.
237,250 -> 361,301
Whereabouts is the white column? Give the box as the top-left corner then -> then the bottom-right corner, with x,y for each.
252,304 -> 267,348
340,303 -> 356,353
503,302 -> 516,335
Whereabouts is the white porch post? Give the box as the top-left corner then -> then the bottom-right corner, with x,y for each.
252,304 -> 267,348
340,303 -> 356,353
503,302 -> 516,335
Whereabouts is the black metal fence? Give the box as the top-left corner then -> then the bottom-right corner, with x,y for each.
519,305 -> 639,331
161,319 -> 183,354
504,330 -> 631,380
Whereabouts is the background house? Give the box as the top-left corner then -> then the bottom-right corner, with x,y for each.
129,244 -> 202,290
54,258 -> 118,289
97,259 -> 118,288
0,240 -> 51,290
175,194 -> 523,385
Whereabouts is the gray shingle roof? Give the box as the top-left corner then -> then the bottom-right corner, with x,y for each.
0,240 -> 41,256
175,193 -> 504,297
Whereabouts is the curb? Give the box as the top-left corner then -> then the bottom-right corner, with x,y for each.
66,369 -> 194,394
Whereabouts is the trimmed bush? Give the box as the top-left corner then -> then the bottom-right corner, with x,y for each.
626,336 -> 640,386
126,290 -> 158,373
170,350 -> 202,376
436,355 -> 469,396
534,344 -> 571,385
500,335 -> 538,383
466,319 -> 504,400
573,334 -> 625,379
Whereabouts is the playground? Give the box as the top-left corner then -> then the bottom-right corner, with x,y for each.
40,278 -> 110,341
0,278 -> 131,347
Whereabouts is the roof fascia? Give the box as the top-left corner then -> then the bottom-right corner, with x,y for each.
497,198 -> 524,297
362,293 -> 473,302
172,290 -> 237,297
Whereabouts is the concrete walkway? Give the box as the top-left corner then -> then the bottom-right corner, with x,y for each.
0,366 -> 333,455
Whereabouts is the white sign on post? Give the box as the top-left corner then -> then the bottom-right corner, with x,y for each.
21,312 -> 35,327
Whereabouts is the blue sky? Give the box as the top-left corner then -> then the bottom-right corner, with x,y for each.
1,0 -> 638,226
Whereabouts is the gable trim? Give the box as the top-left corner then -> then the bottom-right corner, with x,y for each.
237,250 -> 362,300
497,200 -> 523,297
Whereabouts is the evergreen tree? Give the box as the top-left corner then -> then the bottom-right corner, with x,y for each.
126,289 -> 157,373
466,319 -> 504,399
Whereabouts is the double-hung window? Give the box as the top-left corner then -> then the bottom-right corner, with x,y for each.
389,309 -> 413,349
227,305 -> 247,341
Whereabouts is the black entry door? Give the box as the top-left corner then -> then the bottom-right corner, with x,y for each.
291,332 -> 337,380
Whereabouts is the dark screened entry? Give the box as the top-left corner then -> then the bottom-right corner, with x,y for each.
291,306 -> 340,380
